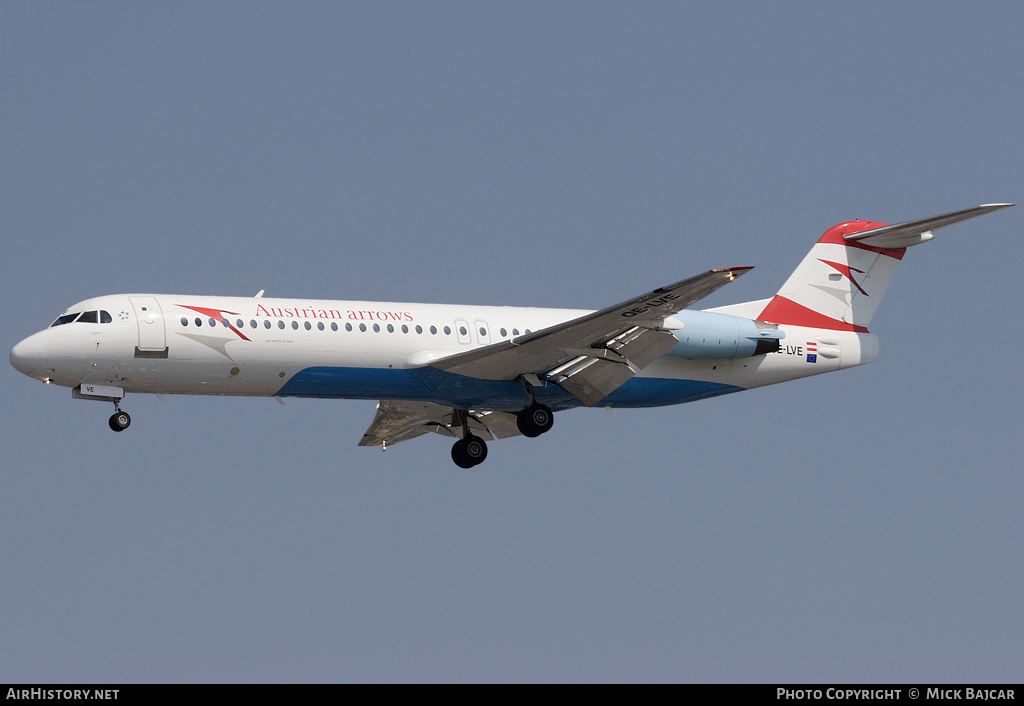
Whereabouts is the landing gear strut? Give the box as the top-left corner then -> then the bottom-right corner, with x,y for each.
108,401 -> 131,432
515,375 -> 554,438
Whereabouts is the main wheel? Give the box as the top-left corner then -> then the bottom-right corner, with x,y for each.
108,411 -> 131,432
516,403 -> 553,438
451,435 -> 488,468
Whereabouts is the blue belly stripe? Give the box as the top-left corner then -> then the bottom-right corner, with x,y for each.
276,366 -> 745,411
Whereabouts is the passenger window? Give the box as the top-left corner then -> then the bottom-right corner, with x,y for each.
181,317 -> 188,327
250,320 -> 257,328
278,321 -> 285,329
402,325 -> 409,334
373,323 -> 380,333
264,320 -> 272,329
346,323 -> 353,332
304,321 -> 311,330
500,328 -> 507,337
430,325 -> 437,335
443,326 -> 451,335
512,328 -> 519,336
195,317 -> 202,327
459,326 -> 467,336
359,323 -> 367,332
318,322 -> 325,331
236,319 -> 243,328
387,324 -> 394,333
291,321 -> 299,330
209,318 -> 217,327
331,322 -> 338,331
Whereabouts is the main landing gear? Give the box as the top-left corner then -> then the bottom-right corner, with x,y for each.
450,409 -> 488,469
451,435 -> 488,468
108,401 -> 131,432
514,375 -> 554,439
448,402 -> 554,468
516,402 -> 554,438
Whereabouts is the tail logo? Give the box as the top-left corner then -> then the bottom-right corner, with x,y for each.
818,260 -> 868,296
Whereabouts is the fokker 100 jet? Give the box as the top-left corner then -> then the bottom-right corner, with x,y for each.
10,204 -> 1013,467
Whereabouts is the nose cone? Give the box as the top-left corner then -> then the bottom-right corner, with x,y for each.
10,333 -> 52,380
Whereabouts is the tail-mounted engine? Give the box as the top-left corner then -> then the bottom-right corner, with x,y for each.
666,310 -> 784,360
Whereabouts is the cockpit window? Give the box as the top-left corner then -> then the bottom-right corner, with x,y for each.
50,312 -> 81,327
49,309 -> 114,327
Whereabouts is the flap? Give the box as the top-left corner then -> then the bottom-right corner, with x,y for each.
359,400 -> 522,447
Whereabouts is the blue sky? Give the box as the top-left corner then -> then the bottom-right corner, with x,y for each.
2,2 -> 1021,682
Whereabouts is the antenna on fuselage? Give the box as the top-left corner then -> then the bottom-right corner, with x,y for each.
255,290 -> 265,298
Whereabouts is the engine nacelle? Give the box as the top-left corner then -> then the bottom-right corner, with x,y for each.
664,310 -> 784,360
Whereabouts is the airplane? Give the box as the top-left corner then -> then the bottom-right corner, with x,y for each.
10,203 -> 1013,467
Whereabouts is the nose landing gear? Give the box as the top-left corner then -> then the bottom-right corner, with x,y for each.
108,401 -> 131,432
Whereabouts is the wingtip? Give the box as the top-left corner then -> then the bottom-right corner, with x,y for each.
713,266 -> 753,283
979,202 -> 1015,209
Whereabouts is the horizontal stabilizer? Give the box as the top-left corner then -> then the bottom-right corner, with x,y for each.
844,203 -> 1014,248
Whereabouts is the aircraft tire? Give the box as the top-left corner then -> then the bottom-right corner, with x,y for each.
516,403 -> 553,438
109,412 -> 131,432
452,436 -> 487,468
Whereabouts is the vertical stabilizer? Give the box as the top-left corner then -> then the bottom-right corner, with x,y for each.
758,220 -> 903,332
757,204 -> 1013,332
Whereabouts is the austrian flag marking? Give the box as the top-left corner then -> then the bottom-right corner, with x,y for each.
806,341 -> 818,363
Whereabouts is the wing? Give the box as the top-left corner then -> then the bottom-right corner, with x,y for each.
358,400 -> 522,448
429,266 -> 751,406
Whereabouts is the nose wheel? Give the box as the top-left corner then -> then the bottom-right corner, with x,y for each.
108,412 -> 131,431
108,402 -> 131,432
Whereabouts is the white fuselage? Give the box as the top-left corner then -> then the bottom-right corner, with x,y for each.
11,293 -> 878,413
